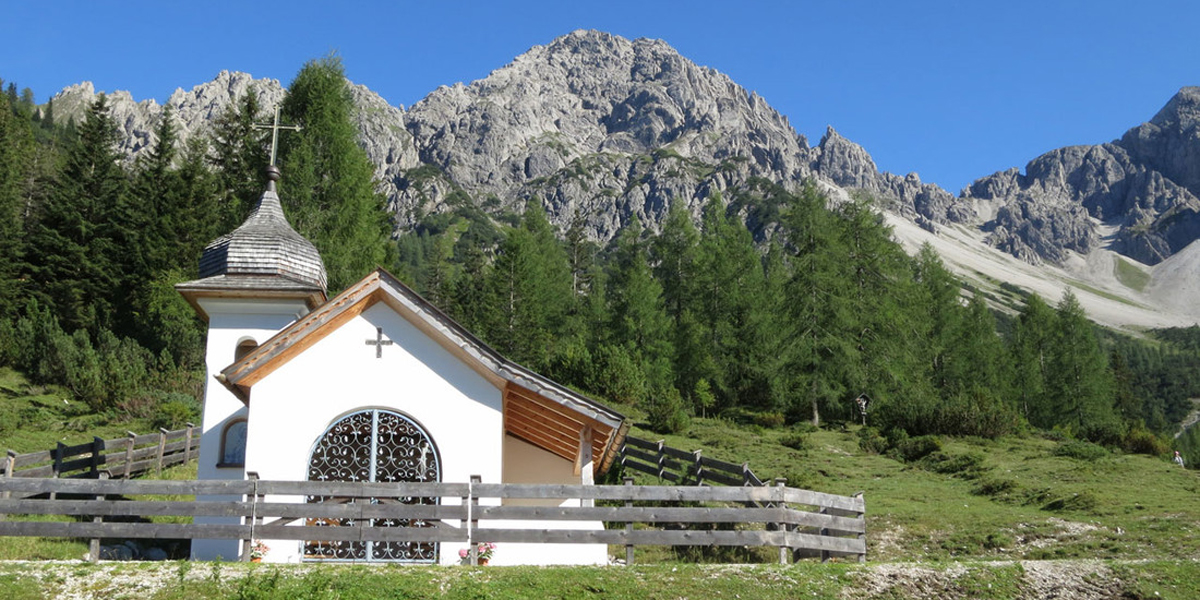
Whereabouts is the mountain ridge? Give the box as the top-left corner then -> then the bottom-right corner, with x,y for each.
42,30 -> 1200,331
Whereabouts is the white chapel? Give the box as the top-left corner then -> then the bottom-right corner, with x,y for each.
177,166 -> 628,565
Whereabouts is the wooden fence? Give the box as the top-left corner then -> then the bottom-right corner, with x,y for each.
0,475 -> 866,564
3,425 -> 198,483
620,436 -> 766,487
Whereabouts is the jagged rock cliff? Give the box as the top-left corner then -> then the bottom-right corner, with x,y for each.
964,87 -> 1200,266
46,32 -> 1200,271
49,30 -> 948,244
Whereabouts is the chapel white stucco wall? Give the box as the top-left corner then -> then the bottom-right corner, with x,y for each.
244,304 -> 504,564
494,435 -> 608,566
192,297 -> 310,561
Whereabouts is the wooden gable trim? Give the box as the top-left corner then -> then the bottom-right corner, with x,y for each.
219,272 -> 385,393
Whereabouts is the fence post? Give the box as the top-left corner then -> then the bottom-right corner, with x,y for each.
184,423 -> 195,464
624,477 -> 635,566
1,449 -> 13,519
692,450 -> 703,486
855,492 -> 866,563
819,505 -> 830,563
124,432 -> 137,479
774,478 -> 789,565
742,463 -> 751,486
655,440 -> 666,480
91,437 -> 104,477
89,471 -> 109,562
51,442 -> 64,500
241,472 -> 259,562
469,475 -> 481,566
155,429 -> 169,477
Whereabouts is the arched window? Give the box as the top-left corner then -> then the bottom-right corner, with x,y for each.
218,419 -> 247,467
305,409 -> 441,562
235,339 -> 258,361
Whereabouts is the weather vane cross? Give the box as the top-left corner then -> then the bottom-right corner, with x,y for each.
254,106 -> 302,167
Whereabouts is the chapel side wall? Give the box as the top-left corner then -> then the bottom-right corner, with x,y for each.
192,298 -> 310,562
493,434 -> 608,566
243,304 -> 504,564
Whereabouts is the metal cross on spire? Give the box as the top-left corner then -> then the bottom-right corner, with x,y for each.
254,106 -> 302,168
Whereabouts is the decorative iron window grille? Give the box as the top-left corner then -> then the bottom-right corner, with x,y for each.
304,409 -> 441,562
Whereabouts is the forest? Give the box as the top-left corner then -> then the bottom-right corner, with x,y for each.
1,57 -> 1199,465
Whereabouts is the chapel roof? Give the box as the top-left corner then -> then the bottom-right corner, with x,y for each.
215,268 -> 630,475
176,167 -> 328,317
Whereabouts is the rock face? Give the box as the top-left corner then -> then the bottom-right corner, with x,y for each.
964,87 -> 1200,265
46,32 -> 1200,270
49,31 -> 958,245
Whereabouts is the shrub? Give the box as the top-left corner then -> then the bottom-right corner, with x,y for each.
1042,491 -> 1099,513
893,435 -> 941,462
645,384 -> 689,434
972,477 -> 1018,497
919,451 -> 986,478
1054,440 -> 1108,461
779,432 -> 807,451
790,421 -> 818,434
753,412 -> 785,429
1123,427 -> 1170,456
857,427 -> 888,455
152,392 -> 201,430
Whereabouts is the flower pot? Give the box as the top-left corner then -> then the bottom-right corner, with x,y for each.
251,557 -> 262,563
479,558 -> 489,566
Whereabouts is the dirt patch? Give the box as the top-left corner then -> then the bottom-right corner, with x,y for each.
843,560 -> 1124,600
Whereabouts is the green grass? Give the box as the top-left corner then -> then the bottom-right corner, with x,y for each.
0,367 -> 159,454
620,416 -> 1200,563
1115,256 -> 1152,292
0,560 -> 1196,599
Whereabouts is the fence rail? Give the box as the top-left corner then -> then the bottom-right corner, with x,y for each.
619,436 -> 766,487
3,425 -> 198,483
0,475 -> 866,564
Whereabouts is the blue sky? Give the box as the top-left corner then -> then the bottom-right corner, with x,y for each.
2,1 -> 1198,193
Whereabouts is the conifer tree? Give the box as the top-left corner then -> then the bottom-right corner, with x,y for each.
482,199 -> 573,368
607,218 -> 674,393
280,54 -> 392,291
1047,290 -> 1115,437
26,94 -> 130,333
209,89 -> 268,230
1011,293 -> 1055,424
0,89 -> 32,317
782,183 -> 857,426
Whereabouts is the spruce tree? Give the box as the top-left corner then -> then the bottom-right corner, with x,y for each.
26,94 -> 130,333
280,54 -> 392,291
209,89 -> 268,230
0,88 -> 32,316
607,218 -> 674,394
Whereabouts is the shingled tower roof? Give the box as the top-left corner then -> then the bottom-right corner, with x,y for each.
177,167 -> 327,319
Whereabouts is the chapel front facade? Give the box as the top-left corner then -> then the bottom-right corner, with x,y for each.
178,167 -> 626,565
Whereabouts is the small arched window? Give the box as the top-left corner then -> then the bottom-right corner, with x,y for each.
235,339 -> 258,361
218,419 -> 248,467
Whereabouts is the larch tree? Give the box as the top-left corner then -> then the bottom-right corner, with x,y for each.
279,54 -> 392,292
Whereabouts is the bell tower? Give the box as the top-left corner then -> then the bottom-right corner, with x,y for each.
176,165 -> 326,560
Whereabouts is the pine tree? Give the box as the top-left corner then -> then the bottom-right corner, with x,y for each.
279,54 -> 391,291
209,89 -> 268,230
26,94 -> 130,333
0,88 -> 33,316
